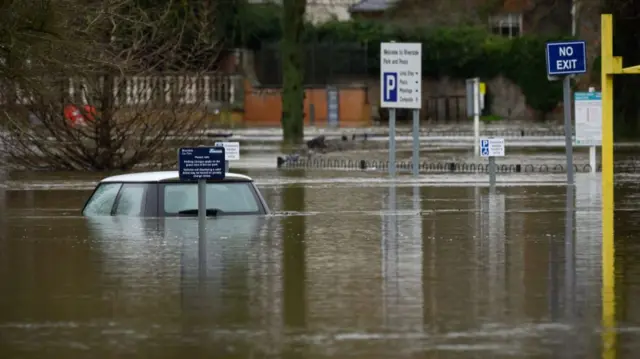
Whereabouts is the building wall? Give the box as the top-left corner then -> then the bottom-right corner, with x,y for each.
388,0 -> 571,36
248,0 -> 361,23
306,0 -> 361,23
243,81 -> 372,126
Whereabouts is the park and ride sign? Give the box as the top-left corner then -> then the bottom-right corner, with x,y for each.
380,42 -> 422,109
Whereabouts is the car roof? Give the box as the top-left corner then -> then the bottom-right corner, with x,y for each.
99,171 -> 253,183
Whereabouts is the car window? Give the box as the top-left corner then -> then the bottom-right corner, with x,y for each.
113,184 -> 147,216
163,182 -> 261,214
83,183 -> 122,216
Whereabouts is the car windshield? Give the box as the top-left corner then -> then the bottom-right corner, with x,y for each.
163,182 -> 261,215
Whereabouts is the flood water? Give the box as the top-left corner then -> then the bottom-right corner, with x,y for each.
1,168 -> 640,358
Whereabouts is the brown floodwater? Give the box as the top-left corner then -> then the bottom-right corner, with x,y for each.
1,168 -> 640,358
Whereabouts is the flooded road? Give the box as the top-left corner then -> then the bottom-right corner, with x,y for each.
1,168 -> 640,358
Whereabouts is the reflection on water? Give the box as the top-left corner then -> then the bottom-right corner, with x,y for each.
1,170 -> 640,358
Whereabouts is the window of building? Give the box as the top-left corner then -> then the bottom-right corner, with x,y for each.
489,13 -> 523,38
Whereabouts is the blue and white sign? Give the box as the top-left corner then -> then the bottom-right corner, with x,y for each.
380,42 -> 422,109
213,141 -> 240,160
546,41 -> 587,76
574,92 -> 602,146
480,139 -> 490,156
178,147 -> 226,181
382,72 -> 398,102
480,138 -> 505,157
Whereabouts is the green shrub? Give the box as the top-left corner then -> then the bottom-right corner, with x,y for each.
231,4 -> 573,114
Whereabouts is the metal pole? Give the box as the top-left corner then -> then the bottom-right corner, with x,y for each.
589,146 -> 596,173
412,109 -> 419,176
389,108 -> 396,177
198,179 -> 206,243
473,78 -> 480,157
563,76 -> 575,184
488,156 -> 496,189
564,182 -> 575,319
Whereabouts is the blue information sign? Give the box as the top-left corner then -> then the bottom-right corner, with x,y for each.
480,139 -> 490,157
178,147 -> 226,181
546,41 -> 587,76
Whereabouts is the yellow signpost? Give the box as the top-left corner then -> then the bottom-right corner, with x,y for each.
600,13 -> 640,359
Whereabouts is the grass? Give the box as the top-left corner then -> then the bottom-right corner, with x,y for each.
480,114 -> 503,122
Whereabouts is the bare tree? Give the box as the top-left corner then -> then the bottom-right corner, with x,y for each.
0,0 -> 228,170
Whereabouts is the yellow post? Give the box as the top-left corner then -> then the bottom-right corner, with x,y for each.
600,14 -> 616,359
601,16 -> 614,247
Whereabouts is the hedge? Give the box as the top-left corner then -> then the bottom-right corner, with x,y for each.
232,4 -> 572,114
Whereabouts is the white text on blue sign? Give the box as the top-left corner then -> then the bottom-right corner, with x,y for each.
546,41 -> 587,76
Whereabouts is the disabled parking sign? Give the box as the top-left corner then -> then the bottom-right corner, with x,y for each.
480,139 -> 490,157
480,138 -> 505,157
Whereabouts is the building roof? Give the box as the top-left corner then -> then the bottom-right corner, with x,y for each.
349,0 -> 397,13
100,171 -> 252,183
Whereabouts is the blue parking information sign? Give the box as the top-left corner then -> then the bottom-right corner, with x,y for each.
383,72 -> 398,102
178,147 -> 226,181
480,139 -> 490,157
380,42 -> 422,109
546,41 -> 587,76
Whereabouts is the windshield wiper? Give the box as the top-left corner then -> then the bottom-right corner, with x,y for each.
177,208 -> 224,216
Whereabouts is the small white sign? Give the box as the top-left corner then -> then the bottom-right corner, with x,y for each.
380,42 -> 422,109
480,138 -> 505,157
214,141 -> 240,160
574,92 -> 602,146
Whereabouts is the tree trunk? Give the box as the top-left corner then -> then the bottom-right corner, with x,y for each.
280,0 -> 306,145
96,73 -> 115,169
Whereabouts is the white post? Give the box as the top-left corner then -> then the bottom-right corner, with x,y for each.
589,146 -> 596,174
473,78 -> 480,157
588,86 -> 596,174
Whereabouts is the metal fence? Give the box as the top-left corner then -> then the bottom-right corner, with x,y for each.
255,42 -> 370,86
0,73 -> 243,108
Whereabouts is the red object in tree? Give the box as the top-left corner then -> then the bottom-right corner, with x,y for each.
83,105 -> 97,122
64,104 -> 97,127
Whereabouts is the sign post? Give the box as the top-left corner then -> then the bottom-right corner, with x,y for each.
380,42 -> 422,177
546,40 -> 587,184
466,78 -> 485,156
326,86 -> 340,128
480,138 -> 505,189
574,91 -> 601,174
178,147 -> 226,243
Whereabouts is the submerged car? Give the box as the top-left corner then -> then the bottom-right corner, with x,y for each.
82,171 -> 270,217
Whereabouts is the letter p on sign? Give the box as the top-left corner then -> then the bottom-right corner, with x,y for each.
383,72 -> 397,102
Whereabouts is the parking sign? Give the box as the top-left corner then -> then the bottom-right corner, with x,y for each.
480,138 -> 505,157
480,139 -> 489,156
380,42 -> 422,109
